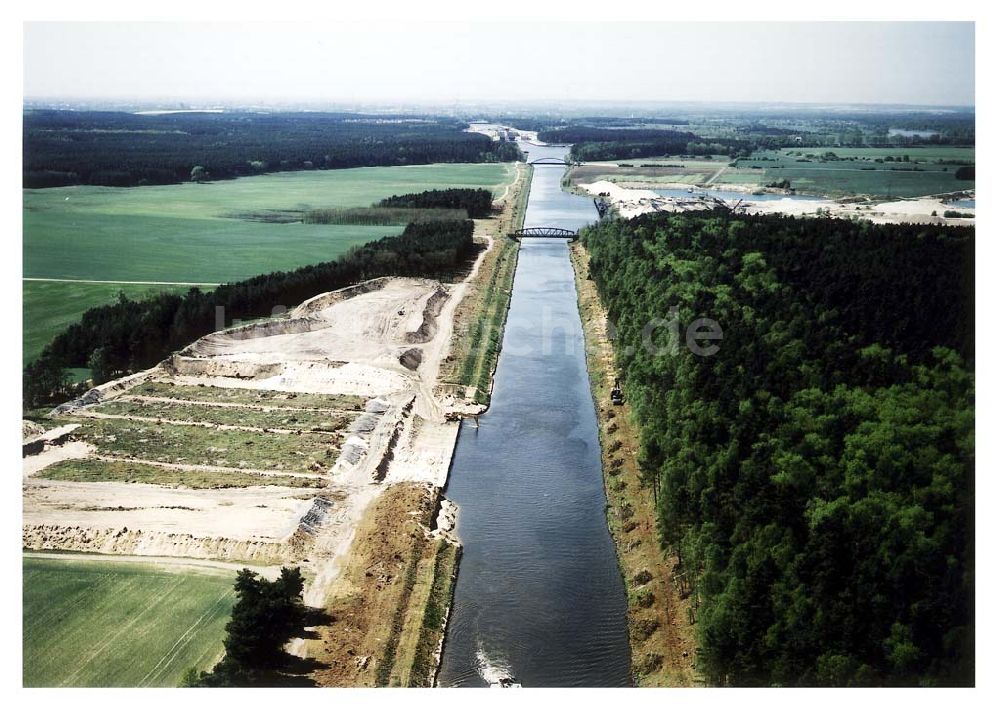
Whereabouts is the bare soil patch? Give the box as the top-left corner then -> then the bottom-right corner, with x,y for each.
302,482 -> 458,687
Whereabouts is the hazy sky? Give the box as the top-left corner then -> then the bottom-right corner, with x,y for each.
23,22 -> 975,107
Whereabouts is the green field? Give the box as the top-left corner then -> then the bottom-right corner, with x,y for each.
779,146 -> 975,162
23,281 -> 193,364
23,556 -> 236,687
23,163 -> 514,363
726,147 -> 975,197
568,158 -> 727,188
571,145 -> 975,198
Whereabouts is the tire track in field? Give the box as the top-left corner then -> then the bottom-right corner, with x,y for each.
59,574 -> 186,687
137,588 -> 233,687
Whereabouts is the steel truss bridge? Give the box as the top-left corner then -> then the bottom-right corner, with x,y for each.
508,227 -> 578,240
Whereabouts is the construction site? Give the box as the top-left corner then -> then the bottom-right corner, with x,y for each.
21,164 -> 530,686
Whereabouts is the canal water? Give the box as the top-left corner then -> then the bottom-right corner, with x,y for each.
437,144 -> 631,687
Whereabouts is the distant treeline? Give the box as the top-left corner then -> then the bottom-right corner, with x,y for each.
304,207 -> 469,226
376,187 -> 494,218
571,116 -> 690,127
536,126 -> 751,161
524,112 -> 975,160
24,219 -> 476,408
23,110 -> 522,188
583,212 -> 973,686
537,127 -> 700,144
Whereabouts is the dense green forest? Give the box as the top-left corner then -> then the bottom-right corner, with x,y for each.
24,219 -> 476,408
376,188 -> 494,218
536,127 -> 746,161
23,110 -> 521,187
537,127 -> 700,145
582,212 -> 973,686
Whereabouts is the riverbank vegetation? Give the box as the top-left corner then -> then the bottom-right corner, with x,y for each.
570,242 -> 698,686
581,211 -> 973,686
440,166 -> 531,404
24,110 -> 521,188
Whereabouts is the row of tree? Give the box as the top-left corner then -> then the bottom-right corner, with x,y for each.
582,211 -> 973,685
24,110 -> 522,188
23,219 -> 477,408
376,187 -> 494,218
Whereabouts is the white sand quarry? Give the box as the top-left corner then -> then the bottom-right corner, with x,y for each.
580,179 -> 975,225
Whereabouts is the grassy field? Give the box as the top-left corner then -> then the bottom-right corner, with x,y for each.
569,147 -> 974,198
781,146 -> 975,162
726,147 -> 975,197
568,161 -> 725,187
23,281 -> 193,365
23,556 -> 235,687
23,163 -> 515,363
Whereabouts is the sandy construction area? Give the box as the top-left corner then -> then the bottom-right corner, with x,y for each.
579,179 -> 976,226
22,165 -> 521,683
24,479 -> 315,541
25,220 -> 496,578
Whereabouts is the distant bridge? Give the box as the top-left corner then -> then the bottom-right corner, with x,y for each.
509,227 -> 578,241
527,157 -> 578,166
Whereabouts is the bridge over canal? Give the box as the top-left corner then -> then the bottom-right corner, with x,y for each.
508,226 -> 579,241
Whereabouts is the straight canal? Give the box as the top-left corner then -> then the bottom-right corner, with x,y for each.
437,143 -> 632,687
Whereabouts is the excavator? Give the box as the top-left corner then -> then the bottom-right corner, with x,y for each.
610,378 -> 624,406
